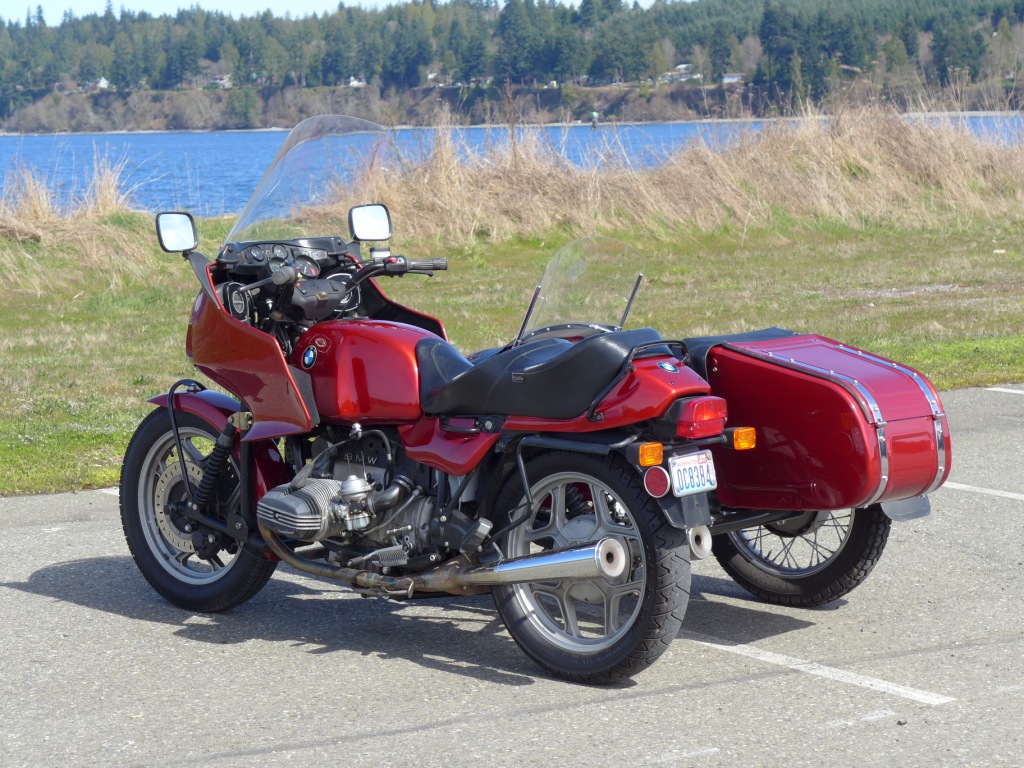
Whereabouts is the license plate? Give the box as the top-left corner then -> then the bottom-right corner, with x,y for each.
669,450 -> 718,497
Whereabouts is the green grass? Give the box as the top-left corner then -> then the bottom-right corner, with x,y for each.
2,212 -> 1024,496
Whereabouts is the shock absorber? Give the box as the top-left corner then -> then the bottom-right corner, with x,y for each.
188,419 -> 239,513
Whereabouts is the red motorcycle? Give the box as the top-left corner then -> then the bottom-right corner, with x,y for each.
121,115 -> 951,683
120,115 -> 748,683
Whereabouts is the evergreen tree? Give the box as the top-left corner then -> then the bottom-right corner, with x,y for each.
931,18 -> 986,83
708,20 -> 732,80
496,0 -> 538,83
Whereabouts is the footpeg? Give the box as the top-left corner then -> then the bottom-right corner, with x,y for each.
348,545 -> 408,568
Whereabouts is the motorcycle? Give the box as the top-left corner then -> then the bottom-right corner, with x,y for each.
120,114 -> 748,684
121,114 -> 951,684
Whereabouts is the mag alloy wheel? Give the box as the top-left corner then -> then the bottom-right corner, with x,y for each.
492,453 -> 690,684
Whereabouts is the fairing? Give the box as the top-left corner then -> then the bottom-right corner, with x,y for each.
186,265 -> 315,441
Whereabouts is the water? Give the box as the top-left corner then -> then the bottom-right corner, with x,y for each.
2,115 -> 1022,216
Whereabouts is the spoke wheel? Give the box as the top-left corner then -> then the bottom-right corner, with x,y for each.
120,409 -> 276,612
492,453 -> 690,684
713,506 -> 892,607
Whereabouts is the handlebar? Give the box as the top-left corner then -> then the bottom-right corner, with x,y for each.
374,255 -> 447,275
243,264 -> 299,293
407,258 -> 448,272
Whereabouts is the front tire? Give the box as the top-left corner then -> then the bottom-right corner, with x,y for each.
120,409 -> 276,612
491,453 -> 691,684
713,506 -> 891,607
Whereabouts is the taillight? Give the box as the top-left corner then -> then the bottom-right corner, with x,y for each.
676,396 -> 728,439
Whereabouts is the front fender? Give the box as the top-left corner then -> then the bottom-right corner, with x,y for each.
148,389 -> 241,431
145,390 -> 290,498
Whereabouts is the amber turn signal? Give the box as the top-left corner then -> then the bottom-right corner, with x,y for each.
731,427 -> 756,450
637,442 -> 664,466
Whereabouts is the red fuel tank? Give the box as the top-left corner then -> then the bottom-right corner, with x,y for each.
292,319 -> 439,424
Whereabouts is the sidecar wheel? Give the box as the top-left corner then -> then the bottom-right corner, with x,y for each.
491,453 -> 690,684
713,506 -> 891,607
120,409 -> 276,612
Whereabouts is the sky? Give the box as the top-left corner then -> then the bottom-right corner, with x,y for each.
14,0 -> 391,25
16,0 -> 666,25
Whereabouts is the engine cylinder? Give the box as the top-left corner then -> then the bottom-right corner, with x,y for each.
257,479 -> 347,540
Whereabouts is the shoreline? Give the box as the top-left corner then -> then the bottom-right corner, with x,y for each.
2,110 -> 1023,138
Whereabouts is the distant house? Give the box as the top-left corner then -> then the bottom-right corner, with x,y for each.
722,73 -> 744,87
348,77 -> 365,88
211,74 -> 233,89
662,65 -> 701,83
96,77 -> 110,90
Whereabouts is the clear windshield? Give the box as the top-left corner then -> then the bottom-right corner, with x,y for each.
520,237 -> 645,341
225,114 -> 387,244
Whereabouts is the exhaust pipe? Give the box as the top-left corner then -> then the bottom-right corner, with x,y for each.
258,520 -> 628,598
412,537 -> 628,594
688,525 -> 712,560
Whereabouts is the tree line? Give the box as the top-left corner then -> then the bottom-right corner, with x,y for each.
2,0 -> 1023,124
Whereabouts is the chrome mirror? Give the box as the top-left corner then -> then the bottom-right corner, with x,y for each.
155,212 -> 198,253
349,204 -> 392,242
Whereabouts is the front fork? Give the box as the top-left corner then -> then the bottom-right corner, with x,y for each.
162,380 -> 264,553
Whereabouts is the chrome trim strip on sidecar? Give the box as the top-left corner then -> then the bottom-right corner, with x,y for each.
865,423 -> 890,506
835,345 -> 948,495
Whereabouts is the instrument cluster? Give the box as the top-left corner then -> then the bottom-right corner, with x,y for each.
243,243 -> 329,279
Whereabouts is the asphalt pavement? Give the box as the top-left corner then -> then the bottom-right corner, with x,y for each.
1,387 -> 1022,767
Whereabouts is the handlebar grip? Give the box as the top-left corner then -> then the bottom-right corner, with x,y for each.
272,265 -> 298,285
409,258 -> 448,271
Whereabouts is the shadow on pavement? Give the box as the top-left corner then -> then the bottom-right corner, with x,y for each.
681,571 -> 820,644
2,555 -> 826,686
1,555 -> 541,687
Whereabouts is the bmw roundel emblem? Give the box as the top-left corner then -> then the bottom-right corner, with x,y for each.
658,362 -> 679,373
301,346 -> 318,369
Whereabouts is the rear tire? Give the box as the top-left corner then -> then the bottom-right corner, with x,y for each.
120,409 -> 276,612
491,452 -> 690,684
713,506 -> 891,607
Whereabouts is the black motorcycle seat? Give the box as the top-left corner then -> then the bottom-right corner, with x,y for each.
416,328 -> 664,419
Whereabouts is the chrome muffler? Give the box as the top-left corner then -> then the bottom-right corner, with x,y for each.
259,519 -> 628,598
412,537 -> 628,595
688,525 -> 712,560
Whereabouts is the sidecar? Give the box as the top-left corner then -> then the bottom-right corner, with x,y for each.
684,328 -> 951,606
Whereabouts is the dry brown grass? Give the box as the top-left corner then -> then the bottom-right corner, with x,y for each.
5,106 -> 1024,263
0,155 -> 130,230
0,156 -> 145,283
327,106 -> 1024,246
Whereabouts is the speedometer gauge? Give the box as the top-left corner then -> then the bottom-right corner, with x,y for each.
295,257 -> 320,278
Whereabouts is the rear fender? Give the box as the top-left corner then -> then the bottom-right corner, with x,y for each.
881,495 -> 931,521
510,433 -> 712,531
652,492 -> 711,530
146,390 -> 290,497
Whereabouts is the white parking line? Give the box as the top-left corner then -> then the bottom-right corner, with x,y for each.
987,387 -> 1024,395
943,481 -> 1024,501
684,631 -> 955,706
